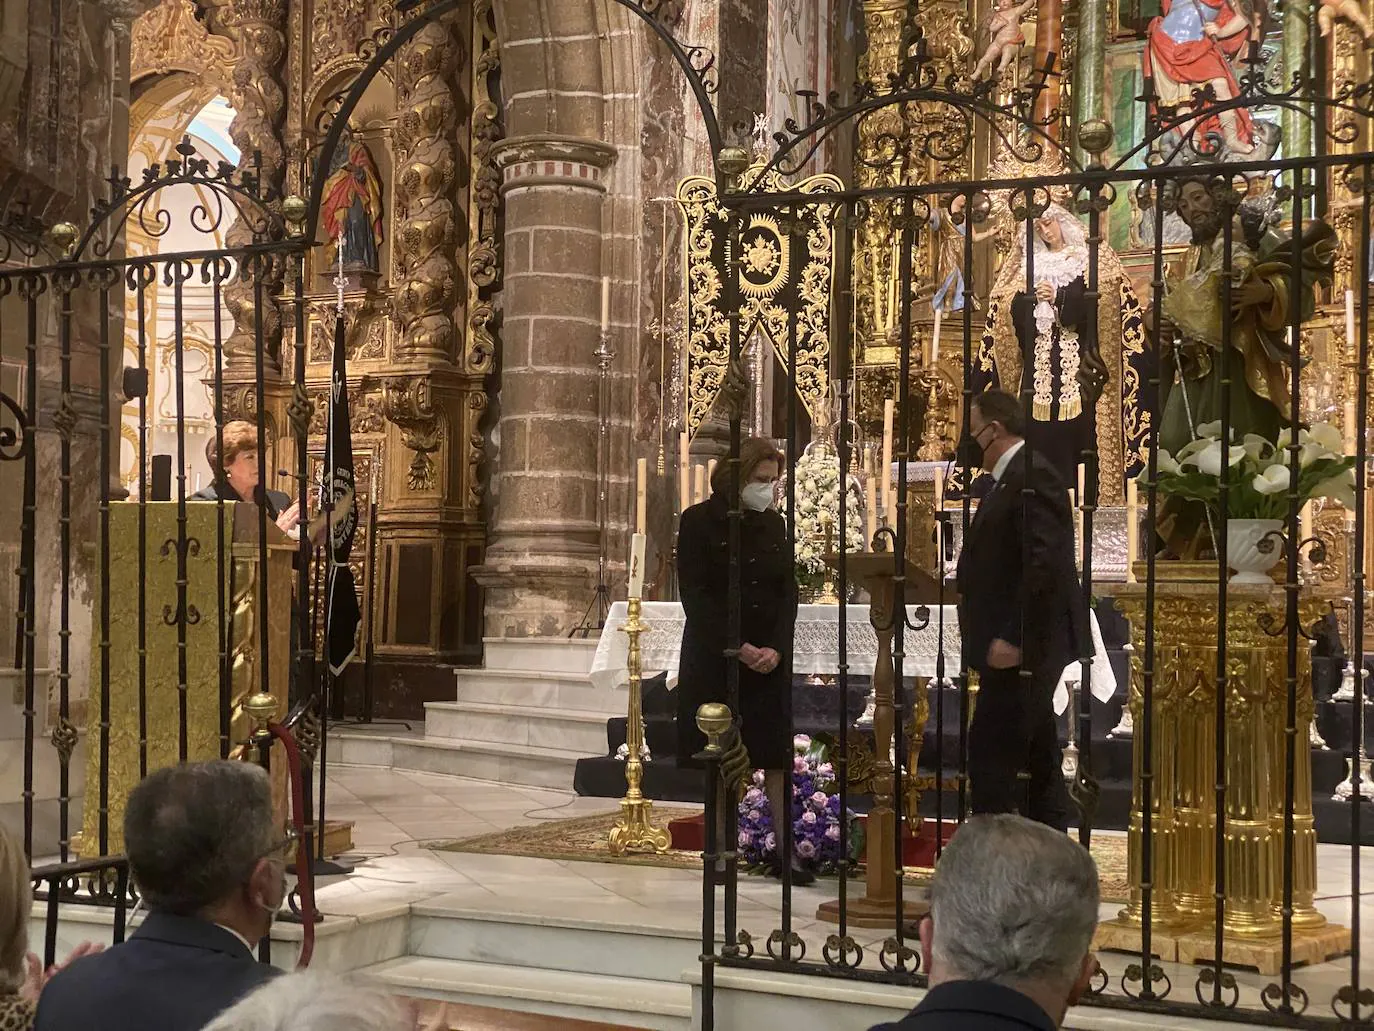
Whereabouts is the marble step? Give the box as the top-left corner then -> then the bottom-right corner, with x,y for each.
408,897 -> 700,984
453,668 -> 624,717
388,737 -> 585,791
425,700 -> 610,754
361,956 -> 690,1031
480,637 -> 600,675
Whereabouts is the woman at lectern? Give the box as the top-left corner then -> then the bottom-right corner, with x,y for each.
675,437 -> 810,884
191,420 -> 302,537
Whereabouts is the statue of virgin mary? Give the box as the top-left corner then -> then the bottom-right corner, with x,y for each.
974,202 -> 1151,503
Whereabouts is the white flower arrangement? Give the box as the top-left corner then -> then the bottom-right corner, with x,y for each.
1149,420 -> 1355,519
786,442 -> 866,588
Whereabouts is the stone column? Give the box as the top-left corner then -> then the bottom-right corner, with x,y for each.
474,135 -> 617,637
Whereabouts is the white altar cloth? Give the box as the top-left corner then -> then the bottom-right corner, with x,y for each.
589,601 -> 1115,714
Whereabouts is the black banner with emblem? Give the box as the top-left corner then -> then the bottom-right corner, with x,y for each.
325,309 -> 361,675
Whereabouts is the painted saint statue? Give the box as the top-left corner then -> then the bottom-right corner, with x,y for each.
1157,180 -> 1336,454
974,203 -> 1150,503
1144,0 -> 1277,161
321,129 -> 385,273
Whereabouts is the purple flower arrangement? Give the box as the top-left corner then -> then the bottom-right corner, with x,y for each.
736,733 -> 861,875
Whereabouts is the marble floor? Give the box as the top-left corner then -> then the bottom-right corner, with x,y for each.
312,764 -> 1374,1028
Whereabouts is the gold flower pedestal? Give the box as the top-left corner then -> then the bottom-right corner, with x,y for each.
1093,580 -> 1351,975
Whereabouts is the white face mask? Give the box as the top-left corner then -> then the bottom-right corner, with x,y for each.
741,481 -> 775,512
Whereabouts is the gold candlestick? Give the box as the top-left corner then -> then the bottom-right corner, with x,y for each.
608,596 -> 671,855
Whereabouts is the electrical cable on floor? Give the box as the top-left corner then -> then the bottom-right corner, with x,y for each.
521,796 -> 581,820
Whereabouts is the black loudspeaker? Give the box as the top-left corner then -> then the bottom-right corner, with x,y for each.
150,455 -> 171,501
121,366 -> 149,401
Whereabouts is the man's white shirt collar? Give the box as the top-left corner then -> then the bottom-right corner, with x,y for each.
215,923 -> 256,953
991,438 -> 1026,483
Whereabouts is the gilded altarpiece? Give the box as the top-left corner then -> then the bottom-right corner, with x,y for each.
291,0 -> 500,703
129,0 -> 501,710
851,0 -> 977,455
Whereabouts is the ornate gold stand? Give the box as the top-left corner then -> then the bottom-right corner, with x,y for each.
1094,581 -> 1351,975
608,596 -> 670,855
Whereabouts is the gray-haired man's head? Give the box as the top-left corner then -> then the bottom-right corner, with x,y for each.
919,815 -> 1100,1027
124,760 -> 288,941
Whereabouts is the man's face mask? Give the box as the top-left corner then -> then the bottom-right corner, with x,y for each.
957,422 -> 996,472
741,481 -> 775,512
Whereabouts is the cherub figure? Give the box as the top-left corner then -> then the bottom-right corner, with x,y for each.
972,0 -> 1036,82
1318,0 -> 1374,41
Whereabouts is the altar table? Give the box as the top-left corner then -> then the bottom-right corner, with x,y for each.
589,601 -> 1116,713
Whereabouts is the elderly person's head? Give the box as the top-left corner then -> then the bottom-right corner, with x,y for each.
0,822 -> 28,996
201,971 -> 412,1031
708,437 -> 784,512
206,421 -> 264,500
124,761 -> 287,945
919,815 -> 1100,1026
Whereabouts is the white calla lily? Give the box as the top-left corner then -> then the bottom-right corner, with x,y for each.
1177,438 -> 1209,461
1312,467 -> 1358,509
1156,450 -> 1182,475
1188,441 -> 1246,476
1251,463 -> 1293,495
1195,420 -> 1224,440
1306,422 -> 1344,455
1241,434 -> 1273,462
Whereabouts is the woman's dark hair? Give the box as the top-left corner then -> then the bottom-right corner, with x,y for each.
709,437 -> 785,496
971,389 -> 1026,438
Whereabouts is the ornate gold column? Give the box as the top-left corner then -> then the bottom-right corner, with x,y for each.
1097,582 -> 1352,974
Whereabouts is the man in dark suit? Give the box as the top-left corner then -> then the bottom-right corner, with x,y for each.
35,761 -> 285,1031
955,389 -> 1089,831
869,815 -> 1101,1030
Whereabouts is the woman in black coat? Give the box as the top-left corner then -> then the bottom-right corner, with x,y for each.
675,437 -> 806,881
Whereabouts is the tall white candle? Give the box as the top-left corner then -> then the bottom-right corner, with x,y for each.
1346,289 -> 1357,352
636,457 -> 647,535
693,463 -> 706,505
678,432 -> 690,512
706,459 -> 717,495
881,399 -> 895,519
600,276 -> 611,333
865,468 -> 877,550
1300,500 -> 1315,581
931,309 -> 942,366
1126,479 -> 1139,583
628,532 -> 646,599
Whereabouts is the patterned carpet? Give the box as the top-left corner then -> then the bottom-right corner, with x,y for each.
429,810 -> 1131,904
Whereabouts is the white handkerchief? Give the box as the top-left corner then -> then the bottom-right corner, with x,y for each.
1053,610 -> 1118,716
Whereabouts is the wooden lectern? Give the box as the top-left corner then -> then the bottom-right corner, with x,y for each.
79,501 -> 292,856
816,549 -> 929,927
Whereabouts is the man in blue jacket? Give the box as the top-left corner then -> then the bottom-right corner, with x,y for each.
35,761 -> 285,1031
870,815 -> 1100,1030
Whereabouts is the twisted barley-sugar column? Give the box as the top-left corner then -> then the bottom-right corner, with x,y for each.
219,0 -> 287,373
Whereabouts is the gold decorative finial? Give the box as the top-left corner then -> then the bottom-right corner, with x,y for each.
50,222 -> 78,258
282,195 -> 307,233
1077,119 -> 1114,160
244,691 -> 279,730
695,702 -> 733,754
718,146 -> 750,181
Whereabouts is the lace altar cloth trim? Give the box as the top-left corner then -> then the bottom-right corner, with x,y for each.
587,601 -> 960,692
588,601 -> 1116,716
